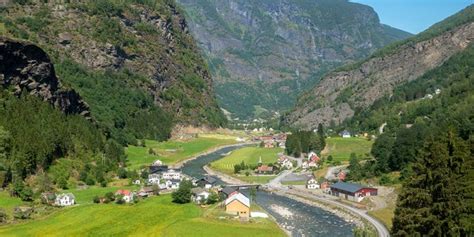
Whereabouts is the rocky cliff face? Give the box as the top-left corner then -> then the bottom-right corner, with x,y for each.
1,0 -> 226,128
286,21 -> 474,130
177,0 -> 411,119
0,37 -> 91,119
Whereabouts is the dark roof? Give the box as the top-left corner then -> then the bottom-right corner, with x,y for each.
149,165 -> 168,174
330,182 -> 365,193
221,186 -> 237,196
204,176 -> 217,184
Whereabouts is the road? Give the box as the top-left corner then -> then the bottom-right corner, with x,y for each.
267,168 -> 389,237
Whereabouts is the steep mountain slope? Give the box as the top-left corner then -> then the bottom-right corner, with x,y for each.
177,0 -> 411,119
0,0 -> 226,143
286,5 -> 474,130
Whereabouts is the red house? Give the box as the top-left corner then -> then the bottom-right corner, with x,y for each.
337,170 -> 346,181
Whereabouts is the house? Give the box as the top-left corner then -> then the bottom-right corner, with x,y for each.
220,186 -> 238,198
320,181 -> 330,191
279,157 -> 293,170
264,140 -> 275,148
255,165 -> 273,174
197,176 -> 217,189
149,165 -> 168,174
148,173 -> 161,185
162,169 -> 182,180
152,159 -> 163,166
330,182 -> 378,202
138,187 -> 154,198
191,188 -> 211,204
340,130 -> 351,138
308,152 -> 320,163
225,192 -> 250,218
165,179 -> 180,190
337,170 -> 346,181
115,190 -> 135,203
133,179 -> 141,185
41,192 -> 56,205
306,177 -> 320,189
55,193 -> 75,207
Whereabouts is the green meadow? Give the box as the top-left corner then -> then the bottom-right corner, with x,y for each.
126,136 -> 237,169
322,137 -> 373,162
211,147 -> 283,175
0,195 -> 285,237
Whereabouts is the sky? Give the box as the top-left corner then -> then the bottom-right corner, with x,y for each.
351,0 -> 473,34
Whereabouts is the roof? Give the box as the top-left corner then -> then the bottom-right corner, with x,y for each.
225,192 -> 250,208
116,190 -> 132,196
57,193 -> 75,199
330,182 -> 366,193
139,187 -> 154,193
221,186 -> 237,196
340,130 -> 351,135
191,187 -> 209,195
257,165 -> 273,172
201,176 -> 217,184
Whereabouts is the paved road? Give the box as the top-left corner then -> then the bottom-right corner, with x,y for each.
267,169 -> 293,187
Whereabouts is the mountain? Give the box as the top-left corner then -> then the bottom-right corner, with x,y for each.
176,0 -> 412,120
286,5 -> 474,130
0,0 -> 226,144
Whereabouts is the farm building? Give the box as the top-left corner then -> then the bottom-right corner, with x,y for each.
197,176 -> 217,188
225,192 -> 250,218
330,182 -> 377,202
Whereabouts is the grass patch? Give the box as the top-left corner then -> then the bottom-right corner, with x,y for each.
322,137 -> 373,161
211,147 -> 283,174
0,195 -> 285,236
368,207 -> 395,229
238,175 -> 277,184
68,186 -> 127,204
126,137 -> 237,169
0,192 -> 23,216
0,23 -> 5,35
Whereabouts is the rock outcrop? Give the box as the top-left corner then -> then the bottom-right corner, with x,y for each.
0,37 -> 91,119
177,0 -> 412,119
286,21 -> 474,129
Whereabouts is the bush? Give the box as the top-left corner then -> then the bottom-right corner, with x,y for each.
0,208 -> 7,223
93,196 -> 101,203
105,192 -> 115,202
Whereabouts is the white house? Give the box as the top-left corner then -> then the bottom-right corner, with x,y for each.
165,179 -> 180,190
115,190 -> 135,203
152,159 -> 163,166
306,177 -> 320,189
341,130 -> 351,138
278,157 -> 293,169
191,188 -> 211,204
148,173 -> 161,185
162,169 -> 182,180
55,193 -> 75,206
133,179 -> 141,185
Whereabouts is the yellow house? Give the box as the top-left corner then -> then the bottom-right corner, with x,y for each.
225,192 -> 250,218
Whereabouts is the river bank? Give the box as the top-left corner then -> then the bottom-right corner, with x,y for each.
172,142 -> 255,169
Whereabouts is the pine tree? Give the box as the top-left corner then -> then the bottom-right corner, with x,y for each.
392,132 -> 470,236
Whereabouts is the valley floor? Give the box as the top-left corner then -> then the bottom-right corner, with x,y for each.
0,195 -> 285,237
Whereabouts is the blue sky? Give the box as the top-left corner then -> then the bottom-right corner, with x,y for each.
351,0 -> 472,34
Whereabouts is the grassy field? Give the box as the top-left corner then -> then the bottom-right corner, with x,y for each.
211,147 -> 283,175
238,175 -> 277,184
126,137 -> 237,169
322,137 -> 373,161
281,180 -> 306,186
0,195 -> 285,237
368,206 -> 395,229
0,192 -> 23,216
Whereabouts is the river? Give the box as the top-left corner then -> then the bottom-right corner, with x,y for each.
181,145 -> 355,237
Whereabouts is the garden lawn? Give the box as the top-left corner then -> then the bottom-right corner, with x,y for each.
211,147 -> 283,175
322,137 -> 373,161
238,175 -> 277,184
126,137 -> 237,169
0,195 -> 285,237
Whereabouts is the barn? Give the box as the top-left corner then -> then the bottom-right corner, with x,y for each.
330,182 -> 378,202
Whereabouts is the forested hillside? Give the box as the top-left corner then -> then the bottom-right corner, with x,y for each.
0,0 -> 226,145
177,0 -> 411,120
339,31 -> 474,237
286,5 -> 474,130
0,0 -> 226,196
